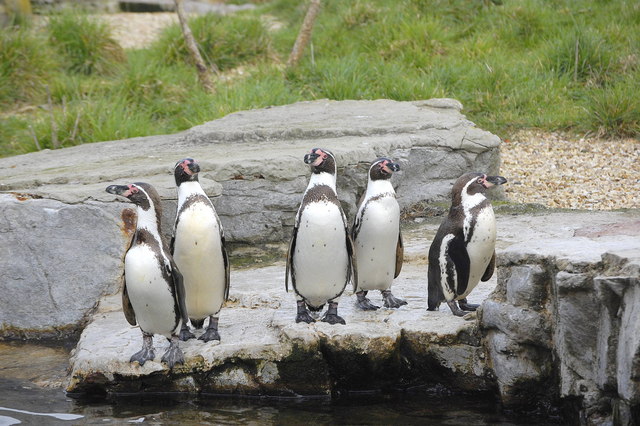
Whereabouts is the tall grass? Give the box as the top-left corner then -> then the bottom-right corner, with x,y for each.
0,25 -> 58,107
47,11 -> 125,75
1,0 -> 638,158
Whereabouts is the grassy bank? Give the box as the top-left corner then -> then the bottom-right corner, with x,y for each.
1,0 -> 638,157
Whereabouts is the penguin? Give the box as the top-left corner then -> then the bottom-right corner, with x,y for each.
171,158 -> 230,342
427,172 -> 507,316
105,182 -> 188,367
351,157 -> 406,310
285,148 -> 356,325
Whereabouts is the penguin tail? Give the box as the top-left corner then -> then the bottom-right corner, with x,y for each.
307,303 -> 325,312
190,318 -> 205,329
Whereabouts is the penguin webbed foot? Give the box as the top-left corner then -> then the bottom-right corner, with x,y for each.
295,300 -> 316,323
296,311 -> 316,323
321,302 -> 346,325
199,328 -> 221,342
161,337 -> 185,368
130,333 -> 155,365
198,317 -> 221,342
321,313 -> 346,325
381,290 -> 407,309
179,324 -> 196,341
447,300 -> 469,317
130,347 -> 155,365
355,291 -> 380,311
458,298 -> 479,311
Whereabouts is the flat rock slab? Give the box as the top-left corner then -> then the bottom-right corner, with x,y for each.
66,210 -> 640,396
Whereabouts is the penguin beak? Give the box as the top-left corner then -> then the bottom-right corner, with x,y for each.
381,161 -> 400,175
484,175 -> 507,188
304,153 -> 318,164
106,184 -> 130,197
187,160 -> 200,175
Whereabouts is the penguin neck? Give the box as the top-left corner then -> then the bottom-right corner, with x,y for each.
135,203 -> 163,247
365,178 -> 394,198
307,171 -> 336,192
177,181 -> 205,207
459,183 -> 488,211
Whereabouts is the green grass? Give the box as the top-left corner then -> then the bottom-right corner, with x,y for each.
47,11 -> 125,75
1,0 -> 638,157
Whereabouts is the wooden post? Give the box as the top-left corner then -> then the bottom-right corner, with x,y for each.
173,0 -> 215,93
287,0 -> 322,69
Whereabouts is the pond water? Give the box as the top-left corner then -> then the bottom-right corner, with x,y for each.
0,341 -> 562,425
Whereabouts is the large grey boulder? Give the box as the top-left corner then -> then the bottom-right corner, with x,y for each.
0,99 -> 501,338
478,214 -> 640,423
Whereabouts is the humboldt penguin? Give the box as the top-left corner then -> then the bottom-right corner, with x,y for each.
427,172 -> 507,316
171,158 -> 230,342
352,158 -> 406,310
285,148 -> 356,325
105,182 -> 188,367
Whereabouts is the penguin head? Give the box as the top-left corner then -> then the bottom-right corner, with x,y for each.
174,158 -> 200,186
304,148 -> 336,175
369,157 -> 400,181
452,172 -> 507,204
106,182 -> 158,211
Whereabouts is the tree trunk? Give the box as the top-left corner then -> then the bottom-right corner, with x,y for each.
173,0 -> 215,93
287,0 -> 322,69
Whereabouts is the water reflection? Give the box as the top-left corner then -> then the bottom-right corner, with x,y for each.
0,341 -> 560,425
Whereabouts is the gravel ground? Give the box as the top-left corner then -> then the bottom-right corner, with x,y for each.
100,13 -> 640,212
501,131 -> 640,210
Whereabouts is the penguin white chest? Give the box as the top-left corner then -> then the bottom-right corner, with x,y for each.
354,196 -> 400,290
173,202 -> 226,320
293,200 -> 349,308
125,244 -> 178,338
461,206 -> 496,298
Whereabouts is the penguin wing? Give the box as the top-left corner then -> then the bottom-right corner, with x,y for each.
481,251 -> 496,282
122,277 -> 137,326
347,231 -> 358,292
168,260 -> 189,325
285,224 -> 298,293
221,235 -> 231,301
448,234 -> 471,296
394,231 -> 404,278
351,196 -> 366,242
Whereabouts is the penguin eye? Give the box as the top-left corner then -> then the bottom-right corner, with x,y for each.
476,178 -> 483,184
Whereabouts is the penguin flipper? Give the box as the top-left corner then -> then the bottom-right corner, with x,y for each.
347,231 -> 358,293
169,260 -> 189,326
448,235 -> 471,296
481,251 -> 496,282
221,235 -> 231,301
122,279 -> 137,326
285,225 -> 298,293
394,231 -> 404,278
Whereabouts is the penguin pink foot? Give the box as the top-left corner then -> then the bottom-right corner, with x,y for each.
356,291 -> 380,310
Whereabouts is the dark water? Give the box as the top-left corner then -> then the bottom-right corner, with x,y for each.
0,341 -> 561,425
